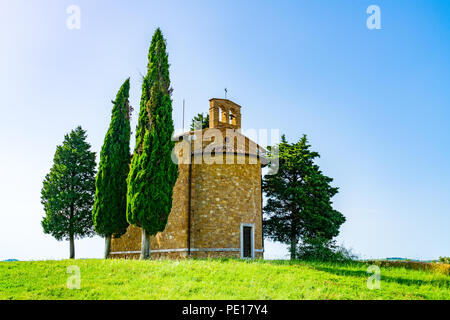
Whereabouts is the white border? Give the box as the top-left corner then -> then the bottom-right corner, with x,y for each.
240,223 -> 255,259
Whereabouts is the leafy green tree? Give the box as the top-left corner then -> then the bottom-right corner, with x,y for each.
93,79 -> 131,259
127,28 -> 178,259
190,112 -> 209,131
263,134 -> 345,260
41,126 -> 97,259
439,257 -> 450,264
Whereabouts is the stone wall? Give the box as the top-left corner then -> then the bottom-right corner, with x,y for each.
110,163 -> 190,258
110,151 -> 263,259
190,154 -> 263,256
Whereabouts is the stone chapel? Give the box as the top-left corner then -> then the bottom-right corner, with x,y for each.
110,98 -> 266,259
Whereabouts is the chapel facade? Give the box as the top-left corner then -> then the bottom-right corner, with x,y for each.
110,98 -> 265,259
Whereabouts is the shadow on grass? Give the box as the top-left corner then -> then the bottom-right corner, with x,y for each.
230,259 -> 449,288
312,265 -> 450,288
174,258 -> 449,288
258,259 -> 363,269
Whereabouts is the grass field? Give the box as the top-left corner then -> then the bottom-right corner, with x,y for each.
0,259 -> 449,300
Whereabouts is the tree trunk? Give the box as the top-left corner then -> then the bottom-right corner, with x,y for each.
104,235 -> 111,259
290,221 -> 297,260
69,234 -> 75,259
140,229 -> 151,260
290,238 -> 296,260
290,215 -> 297,260
69,199 -> 75,259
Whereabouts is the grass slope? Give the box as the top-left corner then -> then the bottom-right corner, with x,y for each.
0,259 -> 449,300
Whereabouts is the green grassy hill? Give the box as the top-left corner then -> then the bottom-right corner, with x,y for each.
0,259 -> 448,300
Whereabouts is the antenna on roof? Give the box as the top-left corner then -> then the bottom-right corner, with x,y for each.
182,99 -> 185,132
224,88 -> 228,99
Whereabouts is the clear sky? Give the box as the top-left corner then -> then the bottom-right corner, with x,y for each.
1,0 -> 449,261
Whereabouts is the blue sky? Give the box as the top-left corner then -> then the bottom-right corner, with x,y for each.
0,0 -> 449,260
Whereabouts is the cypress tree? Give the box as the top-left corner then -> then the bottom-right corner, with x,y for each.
93,78 -> 131,259
41,126 -> 96,259
127,28 -> 178,260
263,135 -> 346,260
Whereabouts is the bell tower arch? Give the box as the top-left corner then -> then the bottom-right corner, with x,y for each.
209,98 -> 241,130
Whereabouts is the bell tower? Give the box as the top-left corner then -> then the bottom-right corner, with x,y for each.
209,98 -> 242,130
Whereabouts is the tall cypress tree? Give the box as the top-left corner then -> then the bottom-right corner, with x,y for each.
127,28 -> 178,260
93,78 -> 131,258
